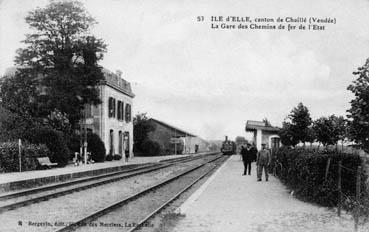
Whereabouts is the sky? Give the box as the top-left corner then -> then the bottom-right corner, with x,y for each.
1,0 -> 369,140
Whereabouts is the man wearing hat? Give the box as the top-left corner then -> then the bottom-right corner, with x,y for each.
241,143 -> 256,175
256,143 -> 271,181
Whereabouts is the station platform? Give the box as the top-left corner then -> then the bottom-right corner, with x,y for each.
0,153 -> 191,193
173,155 -> 367,232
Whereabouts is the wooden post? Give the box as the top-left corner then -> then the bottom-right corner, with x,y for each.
325,158 -> 331,181
337,161 -> 342,217
354,165 -> 362,232
18,139 -> 22,172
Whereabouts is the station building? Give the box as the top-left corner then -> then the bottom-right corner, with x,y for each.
3,67 -> 135,159
148,118 -> 209,155
245,120 -> 281,152
84,69 -> 134,158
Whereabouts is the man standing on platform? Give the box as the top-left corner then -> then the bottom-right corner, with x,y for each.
256,143 -> 271,181
241,143 -> 255,175
251,143 -> 258,162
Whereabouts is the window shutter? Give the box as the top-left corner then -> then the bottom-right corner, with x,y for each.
122,102 -> 125,120
108,97 -> 112,117
126,104 -> 131,122
117,101 -> 121,120
120,102 -> 124,120
112,98 -> 116,118
129,104 -> 131,122
125,104 -> 128,122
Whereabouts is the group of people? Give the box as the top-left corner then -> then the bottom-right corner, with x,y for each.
240,143 -> 271,181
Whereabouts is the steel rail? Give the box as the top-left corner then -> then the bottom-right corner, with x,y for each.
158,152 -> 218,163
0,154 -> 215,213
127,155 -> 229,232
54,155 -> 223,232
0,163 -> 157,201
0,154 -> 203,201
0,153 -> 209,201
0,164 -> 169,213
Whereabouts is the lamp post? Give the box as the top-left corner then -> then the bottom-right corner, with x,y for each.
83,103 -> 88,165
78,101 -> 88,165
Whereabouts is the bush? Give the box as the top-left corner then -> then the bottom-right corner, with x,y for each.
141,139 -> 161,156
0,142 -> 49,172
113,154 -> 122,160
275,147 -> 367,209
65,133 -> 80,155
87,133 -> 106,162
105,154 -> 113,161
26,127 -> 70,167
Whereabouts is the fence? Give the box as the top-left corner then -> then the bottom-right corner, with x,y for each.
272,148 -> 369,232
337,161 -> 367,231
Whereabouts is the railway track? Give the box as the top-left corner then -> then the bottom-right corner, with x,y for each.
55,154 -> 228,232
0,153 -> 217,213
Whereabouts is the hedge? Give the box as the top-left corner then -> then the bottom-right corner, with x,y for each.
65,133 -> 80,155
105,154 -> 113,161
275,147 -> 367,209
87,133 -> 106,162
65,132 -> 106,162
140,139 -> 161,156
0,142 -> 49,172
26,127 -> 70,167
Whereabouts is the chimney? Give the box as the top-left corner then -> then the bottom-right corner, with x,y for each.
116,70 -> 122,78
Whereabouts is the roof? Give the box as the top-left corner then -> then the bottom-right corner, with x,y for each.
100,68 -> 135,98
149,118 -> 196,137
3,66 -> 135,98
245,120 -> 280,132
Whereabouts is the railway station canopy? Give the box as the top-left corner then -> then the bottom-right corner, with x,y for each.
245,120 -> 280,132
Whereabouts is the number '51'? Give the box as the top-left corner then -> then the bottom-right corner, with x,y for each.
197,16 -> 204,22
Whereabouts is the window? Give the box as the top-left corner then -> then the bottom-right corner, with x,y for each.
108,97 -> 113,117
117,101 -> 121,120
125,104 -> 131,122
113,98 -> 116,117
108,97 -> 116,118
117,101 -> 124,120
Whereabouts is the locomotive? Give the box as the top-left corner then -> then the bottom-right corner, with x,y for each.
220,136 -> 236,155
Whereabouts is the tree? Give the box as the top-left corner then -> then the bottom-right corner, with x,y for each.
133,113 -> 156,154
235,136 -> 248,145
332,115 -> 348,150
0,0 -> 107,133
289,103 -> 312,145
279,121 -> 299,147
279,103 -> 312,147
305,126 -> 316,148
347,58 -> 369,153
313,115 -> 340,147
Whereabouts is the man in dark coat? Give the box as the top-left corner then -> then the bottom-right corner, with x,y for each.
251,143 -> 258,162
241,143 -> 256,175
